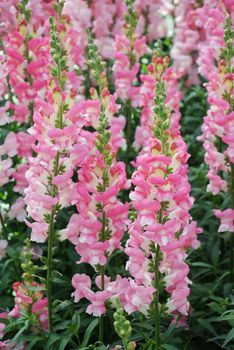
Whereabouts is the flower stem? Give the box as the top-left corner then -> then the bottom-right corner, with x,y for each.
47,210 -> 55,331
154,244 -> 161,349
230,164 -> 234,285
126,99 -> 132,177
99,265 -> 105,343
99,169 -> 108,343
153,208 -> 163,349
123,338 -> 128,350
47,152 -> 60,332
0,211 -> 7,240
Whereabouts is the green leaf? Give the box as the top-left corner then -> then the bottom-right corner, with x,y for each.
216,314 -> 234,322
25,338 -> 41,350
46,334 -> 61,349
58,336 -> 71,350
162,322 -> 176,341
198,318 -> 217,336
208,302 -> 223,314
10,326 -> 27,344
190,262 -> 213,268
81,318 -> 99,347
162,345 -> 178,350
27,285 -> 46,292
71,311 -> 81,334
53,300 -> 73,313
223,328 -> 234,347
53,320 -> 71,331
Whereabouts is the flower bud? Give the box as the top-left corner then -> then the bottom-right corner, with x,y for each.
224,73 -> 234,93
127,342 -> 136,350
218,59 -> 226,74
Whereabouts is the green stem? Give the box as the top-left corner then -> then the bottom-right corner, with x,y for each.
126,99 -> 132,177
224,22 -> 234,286
0,211 -> 7,240
46,152 -> 60,332
24,32 -> 35,123
154,244 -> 161,349
47,207 -> 56,332
99,265 -> 105,343
24,34 -> 33,86
230,164 -> 234,285
123,338 -> 128,350
153,208 -> 163,349
99,171 -> 108,343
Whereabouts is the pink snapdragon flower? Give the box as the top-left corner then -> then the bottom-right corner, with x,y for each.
171,0 -> 202,84
113,34 -> 148,106
197,2 -> 234,234
72,272 -> 154,317
65,83 -> 129,267
8,281 -> 48,331
126,55 -> 201,317
214,209 -> 234,233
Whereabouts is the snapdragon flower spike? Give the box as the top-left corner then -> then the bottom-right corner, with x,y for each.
135,57 -> 182,149
171,1 -> 202,85
113,0 -> 149,106
0,0 -> 53,228
198,10 -> 234,234
90,0 -> 124,59
5,0 -> 51,123
25,16 -> 69,243
25,15 -> 85,331
71,31 -> 129,317
113,0 -> 148,175
8,281 -> 48,330
3,239 -> 49,338
126,53 -> 201,320
134,0 -> 173,42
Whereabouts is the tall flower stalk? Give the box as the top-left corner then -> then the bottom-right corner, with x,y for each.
69,30 -> 129,344
125,53 -> 201,348
113,0 -> 148,176
223,15 -> 234,284
197,7 -> 234,285
24,14 -> 70,331
47,17 -> 66,332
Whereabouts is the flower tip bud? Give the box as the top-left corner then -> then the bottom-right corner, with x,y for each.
218,59 -> 226,74
127,342 -> 136,350
147,63 -> 154,74
163,56 -> 170,67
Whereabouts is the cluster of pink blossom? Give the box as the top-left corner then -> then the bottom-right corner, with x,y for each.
134,0 -> 174,42
171,0 -> 202,85
197,1 -> 234,233
0,1 -> 87,243
135,58 -> 182,149
59,85 -> 130,251
126,55 -> 201,318
72,273 -> 154,317
24,32 -> 88,243
0,0 -> 55,36
67,65 -> 136,314
0,280 -> 48,349
0,3 -> 53,242
10,281 -> 48,330
63,0 -> 173,62
113,30 -> 148,106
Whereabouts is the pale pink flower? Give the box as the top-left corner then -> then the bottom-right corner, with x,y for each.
214,209 -> 234,233
0,240 -> 7,260
8,198 -> 26,222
